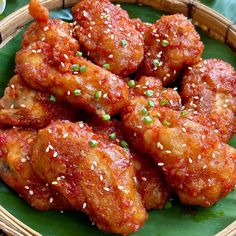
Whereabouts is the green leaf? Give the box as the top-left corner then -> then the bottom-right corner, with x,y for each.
0,3 -> 236,236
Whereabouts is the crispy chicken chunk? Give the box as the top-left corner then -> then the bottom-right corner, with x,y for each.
72,0 -> 144,76
0,128 -> 71,210
131,76 -> 182,110
181,59 -> 236,142
88,118 -> 170,210
0,75 -> 77,129
15,41 -> 129,117
32,120 -> 147,234
121,95 -> 236,207
24,0 -> 80,71
137,14 -> 204,86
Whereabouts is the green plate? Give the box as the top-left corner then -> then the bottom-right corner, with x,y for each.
0,3 -> 236,236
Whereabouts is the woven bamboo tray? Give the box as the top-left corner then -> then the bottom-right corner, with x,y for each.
0,0 -> 235,235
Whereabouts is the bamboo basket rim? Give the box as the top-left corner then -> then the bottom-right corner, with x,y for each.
0,0 -> 235,236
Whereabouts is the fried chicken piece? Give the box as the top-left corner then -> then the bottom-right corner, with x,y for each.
24,0 -> 80,72
137,14 -> 204,86
0,75 -> 77,129
15,41 -> 129,117
72,0 -> 144,76
88,118 -> 169,210
0,128 -> 72,210
28,0 -> 49,22
32,120 -> 147,234
181,59 -> 236,142
131,76 -> 181,110
121,95 -> 236,207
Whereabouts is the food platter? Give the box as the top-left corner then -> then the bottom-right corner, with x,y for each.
0,1 -> 236,236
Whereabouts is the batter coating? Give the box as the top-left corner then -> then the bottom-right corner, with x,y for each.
137,14 -> 204,85
72,0 -> 144,76
32,120 -> 147,235
15,41 -> 129,117
89,118 -> 170,210
121,94 -> 236,207
0,128 -> 71,210
181,59 -> 236,142
0,75 -> 76,129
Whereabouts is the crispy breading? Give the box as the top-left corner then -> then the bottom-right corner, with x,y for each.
181,59 -> 236,142
0,75 -> 77,129
121,95 -> 236,207
137,14 -> 204,85
0,128 -> 72,210
131,76 -> 181,110
15,41 -> 129,117
88,118 -> 170,210
72,0 -> 144,76
32,120 -> 147,234
28,0 -> 49,22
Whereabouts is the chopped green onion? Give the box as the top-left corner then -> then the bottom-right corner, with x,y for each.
181,110 -> 188,117
153,59 -> 160,67
164,201 -> 172,209
141,107 -> 148,115
109,133 -> 116,140
49,95 -> 57,103
72,64 -> 80,71
102,114 -> 111,121
143,116 -> 153,124
148,100 -> 154,107
89,140 -> 98,148
74,89 -> 81,96
144,90 -> 154,97
76,51 -> 83,57
163,120 -> 171,126
160,99 -> 168,106
95,90 -> 102,99
120,39 -> 128,46
80,65 -> 87,73
127,80 -> 136,88
120,140 -> 129,149
103,63 -> 110,69
162,40 -> 169,47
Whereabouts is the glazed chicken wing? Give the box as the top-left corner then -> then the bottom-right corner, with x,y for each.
131,76 -> 182,110
0,75 -> 77,129
0,128 -> 71,210
137,14 -> 204,85
88,118 -> 170,210
15,41 -> 129,117
181,59 -> 236,142
121,94 -> 236,207
72,0 -> 144,76
32,120 -> 147,235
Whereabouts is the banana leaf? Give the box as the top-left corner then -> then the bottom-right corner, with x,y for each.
0,3 -> 236,236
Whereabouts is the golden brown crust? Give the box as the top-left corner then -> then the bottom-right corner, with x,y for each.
72,0 -> 144,76
181,59 -> 236,142
137,14 -> 204,86
15,42 -> 129,117
0,128 -> 72,210
0,75 -> 77,129
32,120 -> 147,234
88,118 -> 170,210
121,95 -> 236,207
29,0 -> 49,23
131,76 -> 182,110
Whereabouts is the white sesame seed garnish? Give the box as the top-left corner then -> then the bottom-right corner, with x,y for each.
156,142 -> 164,150
182,128 -> 186,133
63,133 -> 68,138
203,165 -> 207,169
99,175 -> 103,181
53,152 -> 58,158
118,185 -> 124,190
21,158 -> 27,163
25,186 -> 30,190
82,203 -> 87,209
104,187 -> 110,192
165,150 -> 172,154
141,177 -> 147,182
49,198 -> 54,204
188,158 -> 193,163
52,181 -> 58,185
29,190 -> 34,195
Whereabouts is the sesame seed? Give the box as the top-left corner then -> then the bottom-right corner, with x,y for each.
49,198 -> 54,204
29,190 -> 34,195
141,177 -> 147,181
182,128 -> 187,133
189,158 -> 193,163
104,187 -> 110,192
83,203 -> 87,209
100,175 -> 103,181
25,186 -> 29,190
165,150 -> 172,154
118,185 -> 124,190
197,155 -> 202,160
156,142 -> 164,150
52,181 -> 58,185
157,163 -> 164,166
21,158 -> 27,163
53,152 -> 58,158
